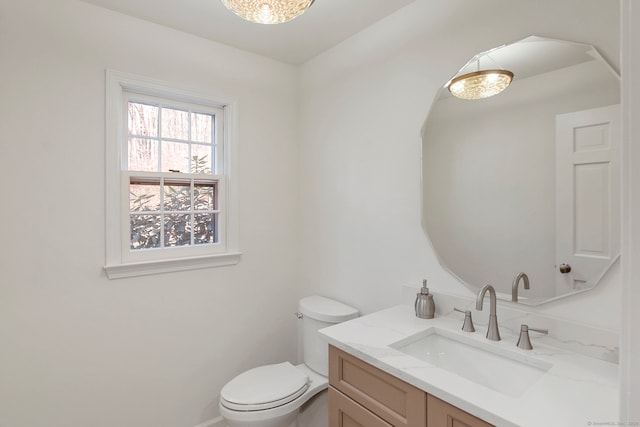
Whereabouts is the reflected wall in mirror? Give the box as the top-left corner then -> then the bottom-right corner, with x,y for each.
422,36 -> 620,306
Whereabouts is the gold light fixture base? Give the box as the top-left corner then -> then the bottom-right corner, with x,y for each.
221,0 -> 315,25
448,69 -> 514,100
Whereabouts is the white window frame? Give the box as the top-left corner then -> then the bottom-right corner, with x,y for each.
104,70 -> 240,279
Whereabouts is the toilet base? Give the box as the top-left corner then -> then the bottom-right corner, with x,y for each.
219,410 -> 297,427
297,388 -> 328,427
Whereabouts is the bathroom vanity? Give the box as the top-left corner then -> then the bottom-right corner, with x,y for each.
321,305 -> 618,427
329,345 -> 492,426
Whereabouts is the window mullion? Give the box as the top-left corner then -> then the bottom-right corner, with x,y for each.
160,176 -> 165,249
158,106 -> 163,173
188,108 -> 193,174
213,113 -> 220,174
190,180 -> 195,246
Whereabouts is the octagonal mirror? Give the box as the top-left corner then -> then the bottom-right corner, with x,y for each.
421,36 -> 620,305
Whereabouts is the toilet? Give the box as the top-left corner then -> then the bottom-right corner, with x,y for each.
219,296 -> 359,427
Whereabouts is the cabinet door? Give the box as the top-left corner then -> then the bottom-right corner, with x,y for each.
427,395 -> 494,427
329,387 -> 393,427
329,346 -> 427,427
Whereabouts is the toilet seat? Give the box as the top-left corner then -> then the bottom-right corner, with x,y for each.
220,362 -> 310,411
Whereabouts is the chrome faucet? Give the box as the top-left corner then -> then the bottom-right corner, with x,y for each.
476,284 -> 501,341
511,272 -> 530,302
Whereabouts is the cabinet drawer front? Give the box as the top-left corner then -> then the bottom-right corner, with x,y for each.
329,346 -> 426,427
427,395 -> 494,427
329,387 -> 393,427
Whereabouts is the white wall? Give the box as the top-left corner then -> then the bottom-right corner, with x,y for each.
298,0 -> 622,329
0,0 -> 634,426
621,0 -> 640,421
0,1 -> 301,426
424,95 -> 558,300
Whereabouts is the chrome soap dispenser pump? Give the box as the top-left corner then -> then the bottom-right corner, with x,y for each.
415,279 -> 435,319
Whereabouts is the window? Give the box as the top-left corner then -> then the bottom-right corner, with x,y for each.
124,94 -> 224,259
105,71 -> 240,279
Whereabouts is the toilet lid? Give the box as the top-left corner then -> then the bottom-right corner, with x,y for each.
220,362 -> 309,411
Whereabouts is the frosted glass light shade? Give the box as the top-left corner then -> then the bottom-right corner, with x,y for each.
221,0 -> 315,24
448,70 -> 514,100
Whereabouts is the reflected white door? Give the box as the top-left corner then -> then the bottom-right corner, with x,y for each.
555,104 -> 620,293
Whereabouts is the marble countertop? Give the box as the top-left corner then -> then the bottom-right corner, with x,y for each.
320,304 -> 619,427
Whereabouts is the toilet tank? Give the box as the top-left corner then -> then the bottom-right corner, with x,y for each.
298,296 -> 359,376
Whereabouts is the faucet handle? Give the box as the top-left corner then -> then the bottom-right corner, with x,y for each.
516,324 -> 548,350
453,308 -> 476,333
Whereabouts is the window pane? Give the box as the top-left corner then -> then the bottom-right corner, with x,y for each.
129,139 -> 159,172
191,145 -> 213,174
161,141 -> 189,173
164,214 -> 191,247
164,181 -> 191,212
191,113 -> 213,143
194,183 -> 215,211
194,213 -> 217,245
130,214 -> 161,250
161,107 -> 189,140
128,102 -> 158,137
130,181 -> 160,212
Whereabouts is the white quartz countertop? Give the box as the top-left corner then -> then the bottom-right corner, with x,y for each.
320,304 -> 619,427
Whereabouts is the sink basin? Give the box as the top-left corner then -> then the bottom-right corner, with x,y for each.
391,328 -> 552,397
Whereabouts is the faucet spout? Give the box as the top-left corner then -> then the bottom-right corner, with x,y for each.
511,272 -> 530,302
476,284 -> 501,341
476,284 -> 496,312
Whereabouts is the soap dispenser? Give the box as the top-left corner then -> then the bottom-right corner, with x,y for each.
415,279 -> 435,319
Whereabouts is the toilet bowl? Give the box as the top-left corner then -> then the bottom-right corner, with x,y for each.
219,296 -> 358,427
219,363 -> 326,427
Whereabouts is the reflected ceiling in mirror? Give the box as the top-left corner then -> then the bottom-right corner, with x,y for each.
421,36 -> 620,306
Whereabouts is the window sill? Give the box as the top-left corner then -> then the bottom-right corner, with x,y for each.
104,252 -> 242,279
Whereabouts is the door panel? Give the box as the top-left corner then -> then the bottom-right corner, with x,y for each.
555,104 -> 620,293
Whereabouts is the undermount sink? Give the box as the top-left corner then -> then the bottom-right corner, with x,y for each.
391,328 -> 552,397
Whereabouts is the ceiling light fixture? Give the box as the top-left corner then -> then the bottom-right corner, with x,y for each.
446,54 -> 514,100
221,0 -> 315,25
448,70 -> 514,100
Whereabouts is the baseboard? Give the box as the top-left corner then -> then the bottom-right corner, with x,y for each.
193,416 -> 226,427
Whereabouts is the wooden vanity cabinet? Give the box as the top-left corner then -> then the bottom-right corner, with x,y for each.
329,387 -> 393,427
329,345 -> 426,427
328,345 -> 494,427
426,395 -> 493,427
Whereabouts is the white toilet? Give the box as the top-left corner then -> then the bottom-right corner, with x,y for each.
219,296 -> 359,427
